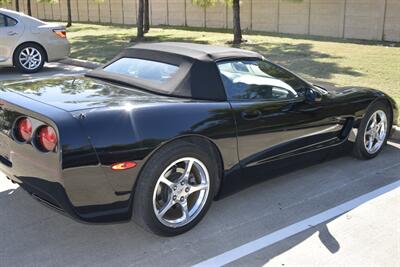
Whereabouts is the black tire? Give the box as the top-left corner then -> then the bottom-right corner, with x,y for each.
132,140 -> 219,236
352,101 -> 391,160
13,43 -> 46,73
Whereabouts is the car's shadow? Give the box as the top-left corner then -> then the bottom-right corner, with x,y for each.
0,63 -> 86,82
0,141 -> 399,267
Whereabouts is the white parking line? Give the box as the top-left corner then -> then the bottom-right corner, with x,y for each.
193,180 -> 400,267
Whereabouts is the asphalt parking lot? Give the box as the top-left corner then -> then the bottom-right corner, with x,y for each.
0,65 -> 399,267
0,62 -> 87,81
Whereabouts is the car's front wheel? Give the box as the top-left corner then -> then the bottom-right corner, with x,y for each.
353,101 -> 391,159
132,141 -> 218,236
14,43 -> 45,73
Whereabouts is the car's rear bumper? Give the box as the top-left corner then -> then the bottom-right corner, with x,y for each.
1,163 -> 132,223
45,38 -> 71,62
2,169 -> 69,213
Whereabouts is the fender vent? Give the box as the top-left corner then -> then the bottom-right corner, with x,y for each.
339,118 -> 355,139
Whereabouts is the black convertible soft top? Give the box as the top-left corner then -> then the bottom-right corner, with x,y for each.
86,42 -> 263,101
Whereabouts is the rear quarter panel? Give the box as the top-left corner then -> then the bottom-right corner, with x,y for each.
76,100 -> 238,196
0,89 -> 118,221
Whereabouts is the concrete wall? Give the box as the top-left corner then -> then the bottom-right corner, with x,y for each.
122,0 -> 137,25
168,0 -> 185,26
206,2 -> 226,29
310,0 -> 345,38
110,0 -> 123,24
186,0 -> 204,27
150,0 -> 167,25
384,0 -> 400,42
344,0 -> 386,40
88,1 -> 100,22
252,0 -> 279,32
1,0 -> 399,42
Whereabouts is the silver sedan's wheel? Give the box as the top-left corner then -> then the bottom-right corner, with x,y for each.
152,157 -> 210,228
364,110 -> 388,154
19,47 -> 42,71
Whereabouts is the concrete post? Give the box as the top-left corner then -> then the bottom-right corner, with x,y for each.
342,0 -> 347,38
382,0 -> 388,41
307,0 -> 311,35
277,0 -> 280,32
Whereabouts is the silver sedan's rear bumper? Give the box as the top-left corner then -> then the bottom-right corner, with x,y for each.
45,38 -> 71,62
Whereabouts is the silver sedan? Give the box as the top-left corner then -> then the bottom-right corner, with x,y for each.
0,8 -> 70,73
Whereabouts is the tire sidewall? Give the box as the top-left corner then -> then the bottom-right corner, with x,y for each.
355,101 -> 391,159
133,141 -> 218,236
14,44 -> 45,73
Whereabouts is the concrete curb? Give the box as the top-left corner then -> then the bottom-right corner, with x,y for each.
59,58 -> 102,70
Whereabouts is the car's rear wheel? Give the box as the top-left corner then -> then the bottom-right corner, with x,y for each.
132,141 -> 218,236
353,101 -> 391,159
14,43 -> 45,73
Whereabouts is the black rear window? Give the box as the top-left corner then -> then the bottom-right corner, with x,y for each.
5,16 -> 17,26
0,14 -> 17,27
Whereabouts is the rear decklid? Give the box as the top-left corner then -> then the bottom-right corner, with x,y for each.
1,76 -> 173,112
0,81 -> 110,215
0,86 -> 69,185
38,23 -> 66,30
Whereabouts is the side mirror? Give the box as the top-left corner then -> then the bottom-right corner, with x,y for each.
305,87 -> 322,103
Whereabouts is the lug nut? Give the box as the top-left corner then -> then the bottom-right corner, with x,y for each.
180,197 -> 184,202
181,181 -> 185,186
185,187 -> 190,193
173,195 -> 177,201
173,185 -> 177,190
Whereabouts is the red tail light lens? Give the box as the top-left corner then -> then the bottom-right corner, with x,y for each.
16,117 -> 32,142
38,126 -> 58,152
53,29 -> 67,38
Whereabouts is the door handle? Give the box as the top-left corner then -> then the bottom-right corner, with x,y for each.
241,110 -> 262,120
7,31 -> 17,36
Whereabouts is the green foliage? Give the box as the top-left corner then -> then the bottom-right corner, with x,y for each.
191,0 -> 218,8
0,0 -> 11,4
192,0 -> 303,8
191,0 -> 235,8
36,0 -> 59,3
224,0 -> 233,6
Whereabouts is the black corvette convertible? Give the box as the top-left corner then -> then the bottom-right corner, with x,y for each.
0,42 -> 397,236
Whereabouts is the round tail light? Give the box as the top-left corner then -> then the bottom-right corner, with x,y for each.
38,126 -> 58,152
16,117 -> 32,142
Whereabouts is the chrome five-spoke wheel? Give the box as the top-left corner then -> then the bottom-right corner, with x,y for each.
19,47 -> 42,71
152,157 -> 210,228
364,110 -> 388,154
133,141 -> 217,235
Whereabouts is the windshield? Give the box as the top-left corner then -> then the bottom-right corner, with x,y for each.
103,58 -> 179,84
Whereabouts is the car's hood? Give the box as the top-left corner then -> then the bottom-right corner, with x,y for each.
0,76 -> 185,112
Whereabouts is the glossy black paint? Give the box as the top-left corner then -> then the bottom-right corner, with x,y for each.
0,72 -> 398,224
